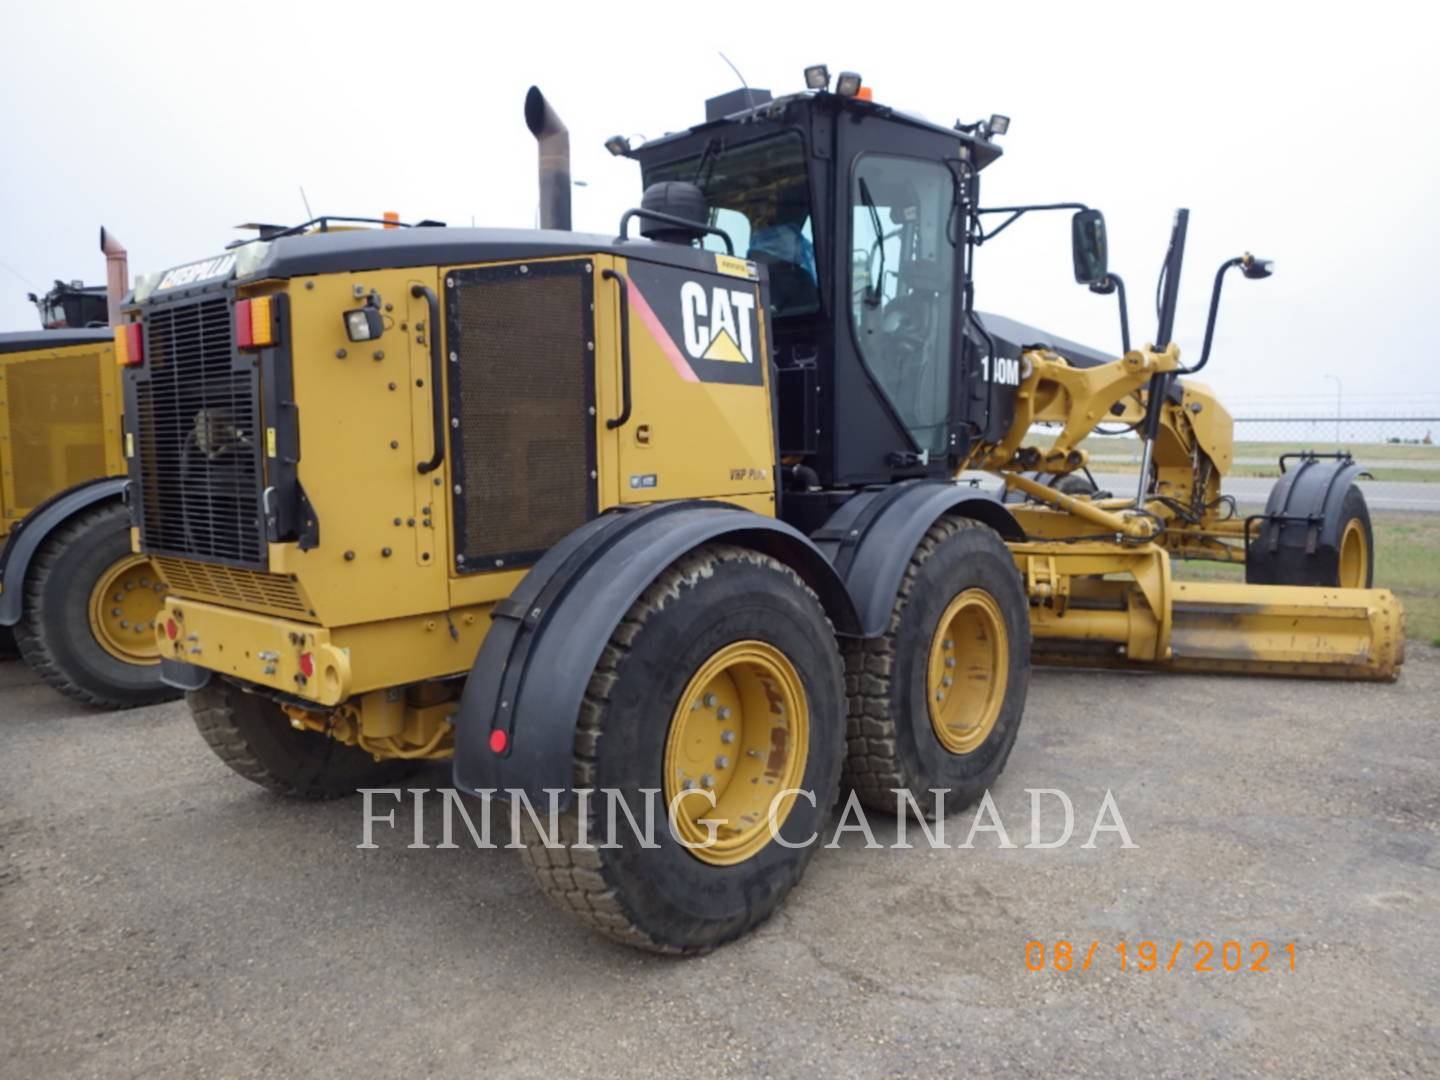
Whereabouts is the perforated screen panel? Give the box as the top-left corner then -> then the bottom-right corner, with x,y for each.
3,350 -> 107,514
446,260 -> 596,570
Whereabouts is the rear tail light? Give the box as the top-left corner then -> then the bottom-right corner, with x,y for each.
114,322 -> 144,367
234,296 -> 276,349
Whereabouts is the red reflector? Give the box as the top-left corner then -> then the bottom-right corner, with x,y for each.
234,299 -> 254,349
489,729 -> 509,754
298,652 -> 315,678
165,619 -> 178,640
117,322 -> 144,367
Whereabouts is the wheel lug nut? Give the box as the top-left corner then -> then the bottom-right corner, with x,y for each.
701,774 -> 715,788
943,639 -> 953,649
111,607 -> 122,617
703,693 -> 717,708
120,620 -> 130,629
942,676 -> 953,687
945,658 -> 955,668
715,756 -> 729,769
717,706 -> 731,720
935,690 -> 944,701
720,730 -> 735,743
683,779 -> 696,790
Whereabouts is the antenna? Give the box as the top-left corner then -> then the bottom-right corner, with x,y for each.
0,259 -> 38,290
299,186 -> 315,221
719,52 -> 756,108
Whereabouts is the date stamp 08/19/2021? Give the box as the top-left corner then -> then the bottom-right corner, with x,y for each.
1026,940 -> 1298,974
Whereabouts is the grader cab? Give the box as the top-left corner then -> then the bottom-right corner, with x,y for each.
119,70 -> 1401,953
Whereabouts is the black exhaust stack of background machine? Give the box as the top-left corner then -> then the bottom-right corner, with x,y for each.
525,86 -> 571,231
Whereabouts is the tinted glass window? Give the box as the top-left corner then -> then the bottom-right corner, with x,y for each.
850,155 -> 957,456
645,134 -> 819,318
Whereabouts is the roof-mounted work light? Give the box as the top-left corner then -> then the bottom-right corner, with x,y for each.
835,71 -> 863,97
804,64 -> 830,91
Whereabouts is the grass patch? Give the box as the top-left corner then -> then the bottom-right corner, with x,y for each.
1171,511 -> 1440,642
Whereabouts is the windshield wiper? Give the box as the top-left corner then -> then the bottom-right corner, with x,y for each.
859,178 -> 885,307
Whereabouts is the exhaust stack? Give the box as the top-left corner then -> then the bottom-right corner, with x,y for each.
525,86 -> 571,231
99,227 -> 128,327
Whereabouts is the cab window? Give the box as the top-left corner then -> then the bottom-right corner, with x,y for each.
850,155 -> 957,456
645,134 -> 819,318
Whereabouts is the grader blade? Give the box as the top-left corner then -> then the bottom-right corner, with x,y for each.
1031,580 -> 1404,681
1014,542 -> 1404,682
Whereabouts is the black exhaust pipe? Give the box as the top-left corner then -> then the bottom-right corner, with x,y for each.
525,86 -> 571,231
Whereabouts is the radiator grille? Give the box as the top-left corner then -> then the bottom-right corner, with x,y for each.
152,556 -> 309,617
133,297 -> 266,567
448,261 -> 595,568
2,350 -> 107,514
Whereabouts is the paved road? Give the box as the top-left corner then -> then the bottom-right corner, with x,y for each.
2,650 -> 1437,1077
1077,474 -> 1440,513
1091,457 -> 1440,473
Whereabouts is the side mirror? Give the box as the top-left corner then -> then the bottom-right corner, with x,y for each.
1071,209 -> 1108,285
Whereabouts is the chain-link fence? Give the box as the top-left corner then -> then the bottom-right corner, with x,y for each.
1231,416 -> 1438,448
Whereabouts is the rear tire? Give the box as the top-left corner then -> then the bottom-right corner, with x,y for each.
517,544 -> 845,954
189,680 -> 414,799
842,516 -> 1031,817
14,501 -> 178,709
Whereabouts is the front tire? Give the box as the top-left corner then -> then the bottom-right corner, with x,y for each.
842,516 -> 1031,817
518,544 -> 845,954
189,680 -> 414,799
1247,482 -> 1373,589
14,501 -> 177,709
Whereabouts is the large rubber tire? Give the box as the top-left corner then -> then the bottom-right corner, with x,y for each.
189,680 -> 415,800
13,501 -> 178,710
1247,483 -> 1373,589
517,544 -> 846,954
1055,473 -> 1099,497
842,516 -> 1031,817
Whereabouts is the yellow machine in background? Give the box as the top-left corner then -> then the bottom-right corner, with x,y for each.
0,232 -> 174,708
117,74 -> 1402,955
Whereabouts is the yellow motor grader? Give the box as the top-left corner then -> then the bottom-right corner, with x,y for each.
0,231 -> 175,707
117,70 -> 1401,952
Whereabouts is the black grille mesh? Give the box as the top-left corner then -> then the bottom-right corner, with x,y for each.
450,264 -> 594,567
134,298 -> 266,567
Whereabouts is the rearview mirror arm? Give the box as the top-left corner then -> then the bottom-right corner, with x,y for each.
1089,273 -> 1131,355
974,202 -> 1089,244
1187,253 -> 1272,375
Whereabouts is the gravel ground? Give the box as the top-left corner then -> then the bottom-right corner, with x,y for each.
2,650 -> 1437,1078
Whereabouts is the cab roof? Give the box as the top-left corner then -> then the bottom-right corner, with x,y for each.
634,89 -> 1005,171
0,328 -> 113,355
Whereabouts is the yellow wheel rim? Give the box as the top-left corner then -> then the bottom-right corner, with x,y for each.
663,640 -> 809,867
1338,518 -> 1368,588
87,555 -> 166,665
927,588 -> 1008,755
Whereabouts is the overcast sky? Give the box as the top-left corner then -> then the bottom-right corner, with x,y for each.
4,1 -> 1437,415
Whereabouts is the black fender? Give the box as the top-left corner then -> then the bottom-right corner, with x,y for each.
811,480 -> 1024,637
452,501 -> 860,806
0,477 -> 129,627
1247,455 -> 1368,585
